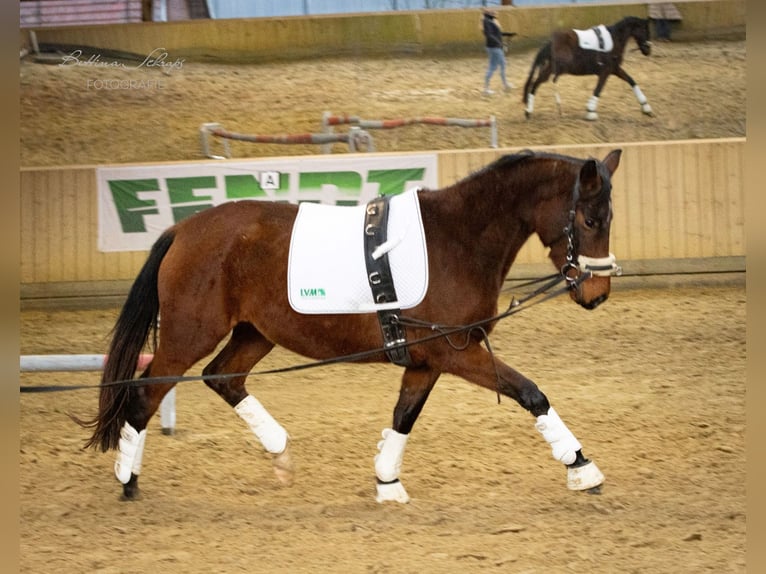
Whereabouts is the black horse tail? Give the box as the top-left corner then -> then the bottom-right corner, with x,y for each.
73,229 -> 176,452
523,41 -> 551,105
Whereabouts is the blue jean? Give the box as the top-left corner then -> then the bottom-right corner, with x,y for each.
484,47 -> 507,88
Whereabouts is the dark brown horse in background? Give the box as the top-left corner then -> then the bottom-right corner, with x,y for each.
523,16 -> 653,121
76,149 -> 623,504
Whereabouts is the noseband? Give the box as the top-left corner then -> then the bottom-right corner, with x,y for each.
560,163 -> 622,288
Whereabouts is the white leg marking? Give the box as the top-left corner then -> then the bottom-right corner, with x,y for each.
235,395 -> 288,454
114,422 -> 147,484
374,428 -> 410,503
585,95 -> 599,121
374,428 -> 408,482
633,84 -> 653,115
632,84 -> 647,104
525,93 -> 535,115
535,407 -> 582,465
159,387 -> 176,435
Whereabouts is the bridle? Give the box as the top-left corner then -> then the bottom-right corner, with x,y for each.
559,161 -> 622,289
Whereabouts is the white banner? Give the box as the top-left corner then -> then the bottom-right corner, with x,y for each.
97,154 -> 438,252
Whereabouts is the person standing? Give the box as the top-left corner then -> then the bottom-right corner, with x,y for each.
481,8 -> 512,95
647,2 -> 683,41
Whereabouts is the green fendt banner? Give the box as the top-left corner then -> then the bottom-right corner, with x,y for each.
97,154 -> 437,252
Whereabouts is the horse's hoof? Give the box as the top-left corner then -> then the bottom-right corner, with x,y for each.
272,441 -> 294,486
525,110 -> 532,120
375,479 -> 410,503
120,485 -> 141,501
119,475 -> 141,500
567,460 -> 604,491
585,111 -> 599,121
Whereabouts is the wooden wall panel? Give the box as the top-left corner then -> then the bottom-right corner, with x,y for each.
20,138 -> 746,289
26,0 -> 744,62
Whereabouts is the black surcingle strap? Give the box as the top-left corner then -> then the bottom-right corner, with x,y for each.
593,25 -> 605,50
363,196 -> 412,367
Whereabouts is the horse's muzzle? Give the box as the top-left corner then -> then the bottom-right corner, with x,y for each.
580,292 -> 608,310
640,42 -> 651,56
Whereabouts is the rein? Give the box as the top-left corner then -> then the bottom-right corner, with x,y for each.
19,271 -> 583,395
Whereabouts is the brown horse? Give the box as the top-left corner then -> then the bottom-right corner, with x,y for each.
76,149 -> 623,503
523,16 -> 653,121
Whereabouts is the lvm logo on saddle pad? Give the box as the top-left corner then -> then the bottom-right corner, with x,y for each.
299,287 -> 326,299
287,188 -> 428,314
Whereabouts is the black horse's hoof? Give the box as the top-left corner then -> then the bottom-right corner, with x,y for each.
120,476 -> 141,500
119,489 -> 142,501
586,485 -> 602,495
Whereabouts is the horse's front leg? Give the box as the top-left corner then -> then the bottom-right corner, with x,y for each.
615,66 -> 653,117
375,365 -> 441,503
448,344 -> 604,492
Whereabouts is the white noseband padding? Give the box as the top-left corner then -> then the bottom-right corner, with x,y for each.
578,253 -> 621,276
114,421 -> 147,484
375,428 -> 409,483
535,407 -> 582,465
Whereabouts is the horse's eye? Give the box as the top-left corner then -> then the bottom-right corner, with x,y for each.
584,218 -> 596,229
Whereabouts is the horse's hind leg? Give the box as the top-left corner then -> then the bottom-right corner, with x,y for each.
525,61 -> 553,119
585,73 -> 611,121
201,322 -> 293,484
375,365 -> 441,503
116,380 -> 177,500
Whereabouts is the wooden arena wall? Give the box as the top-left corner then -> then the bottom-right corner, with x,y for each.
20,0 -> 745,61
20,138 -> 745,303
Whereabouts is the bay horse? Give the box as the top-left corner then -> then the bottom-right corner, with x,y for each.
75,148 -> 623,504
523,16 -> 653,121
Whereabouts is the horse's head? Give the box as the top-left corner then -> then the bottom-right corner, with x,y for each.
632,17 -> 652,55
547,150 -> 623,310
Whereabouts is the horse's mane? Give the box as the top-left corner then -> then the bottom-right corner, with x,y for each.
477,149 -> 580,178
612,16 -> 648,30
469,150 -> 613,204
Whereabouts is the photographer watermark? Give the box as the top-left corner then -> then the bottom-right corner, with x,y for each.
59,47 -> 185,71
86,78 -> 166,90
59,47 -> 184,88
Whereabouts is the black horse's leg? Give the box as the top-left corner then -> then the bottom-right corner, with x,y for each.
375,365 -> 441,503
201,323 -> 294,484
525,61 -> 552,119
585,72 -> 611,120
446,344 -> 605,492
614,66 -> 654,116
118,380 -> 176,500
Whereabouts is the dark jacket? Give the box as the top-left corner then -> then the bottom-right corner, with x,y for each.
483,14 -> 503,48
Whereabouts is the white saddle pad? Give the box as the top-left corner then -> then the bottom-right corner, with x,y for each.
287,188 -> 429,314
574,25 -> 614,52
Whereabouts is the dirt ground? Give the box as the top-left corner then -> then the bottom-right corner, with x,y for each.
19,282 -> 746,573
19,39 -> 745,166
19,35 -> 747,574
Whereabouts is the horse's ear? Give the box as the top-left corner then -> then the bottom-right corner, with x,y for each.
602,149 -> 622,175
578,159 -> 600,197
